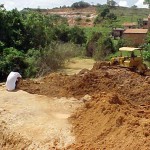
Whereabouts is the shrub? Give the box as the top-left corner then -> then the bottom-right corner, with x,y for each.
35,42 -> 84,77
75,17 -> 82,22
0,47 -> 27,81
94,36 -> 115,60
85,19 -> 91,22
71,1 -> 90,8
25,49 -> 40,77
143,44 -> 150,61
86,14 -> 91,17
68,26 -> 87,45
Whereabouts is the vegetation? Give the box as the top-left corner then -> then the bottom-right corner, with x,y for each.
0,7 -> 86,81
1,3 -> 150,81
143,0 -> 150,8
71,1 -> 91,8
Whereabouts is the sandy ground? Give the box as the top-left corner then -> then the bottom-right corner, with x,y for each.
58,58 -> 95,75
0,87 -> 83,149
0,58 -> 94,149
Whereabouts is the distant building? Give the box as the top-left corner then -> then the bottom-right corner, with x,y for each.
143,18 -> 148,29
122,22 -> 137,29
142,15 -> 150,30
123,29 -> 148,46
112,28 -> 125,39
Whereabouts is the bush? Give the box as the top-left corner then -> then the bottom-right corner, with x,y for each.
85,19 -> 91,22
94,36 -> 115,60
0,47 -> 28,81
75,17 -> 82,22
86,32 -> 102,57
143,50 -> 150,61
25,49 -> 40,77
68,26 -> 87,45
143,44 -> 150,61
35,42 -> 84,77
71,1 -> 90,8
86,14 -> 91,17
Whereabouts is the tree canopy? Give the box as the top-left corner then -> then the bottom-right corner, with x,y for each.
71,1 -> 91,8
143,0 -> 150,8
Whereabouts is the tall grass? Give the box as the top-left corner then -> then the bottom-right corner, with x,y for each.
25,42 -> 85,77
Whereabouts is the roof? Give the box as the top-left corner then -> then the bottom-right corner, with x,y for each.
119,47 -> 141,52
143,18 -> 148,21
122,22 -> 137,26
123,29 -> 148,34
113,28 -> 124,31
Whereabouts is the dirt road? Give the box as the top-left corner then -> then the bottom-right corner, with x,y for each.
0,58 -> 94,149
0,87 -> 83,149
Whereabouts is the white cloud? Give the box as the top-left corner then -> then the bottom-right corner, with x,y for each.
2,0 -> 15,10
0,0 -> 75,10
0,0 -> 149,10
119,0 -> 128,7
135,0 -> 148,8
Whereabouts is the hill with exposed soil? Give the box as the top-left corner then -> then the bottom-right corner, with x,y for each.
42,6 -> 97,27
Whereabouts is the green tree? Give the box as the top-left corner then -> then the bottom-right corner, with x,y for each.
86,32 -> 102,57
71,1 -> 91,8
107,0 -> 117,7
0,47 -> 27,81
131,5 -> 137,8
53,25 -> 70,42
107,13 -> 117,20
68,26 -> 86,45
143,0 -> 150,8
101,7 -> 110,19
94,35 -> 115,60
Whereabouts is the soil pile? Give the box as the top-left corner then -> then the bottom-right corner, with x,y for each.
69,92 -> 150,149
20,62 -> 150,105
19,62 -> 150,149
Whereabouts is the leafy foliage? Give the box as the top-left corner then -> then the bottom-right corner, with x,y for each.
94,36 -> 115,60
0,8 -> 88,81
0,47 -> 27,81
107,0 -> 117,7
35,42 -> 84,77
94,7 -> 117,25
71,1 -> 90,8
68,26 -> 86,45
143,0 -> 150,8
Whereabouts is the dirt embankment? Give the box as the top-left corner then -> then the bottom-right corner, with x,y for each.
20,63 -> 150,105
0,60 -> 150,149
69,93 -> 150,149
19,62 -> 150,149
42,6 -> 97,27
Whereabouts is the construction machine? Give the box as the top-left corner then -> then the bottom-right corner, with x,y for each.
110,47 -> 150,75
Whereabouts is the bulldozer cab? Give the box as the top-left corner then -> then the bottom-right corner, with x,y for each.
110,47 -> 150,75
118,47 -> 143,68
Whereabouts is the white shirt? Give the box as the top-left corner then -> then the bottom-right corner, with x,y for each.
6,72 -> 22,91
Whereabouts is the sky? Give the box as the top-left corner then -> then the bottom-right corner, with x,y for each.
0,0 -> 148,10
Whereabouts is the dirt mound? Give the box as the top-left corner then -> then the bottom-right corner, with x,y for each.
19,62 -> 150,149
69,92 -> 150,149
20,64 -> 150,105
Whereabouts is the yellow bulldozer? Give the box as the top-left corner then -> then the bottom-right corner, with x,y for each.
110,47 -> 150,75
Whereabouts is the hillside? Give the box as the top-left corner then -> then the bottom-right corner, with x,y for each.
40,6 -> 150,27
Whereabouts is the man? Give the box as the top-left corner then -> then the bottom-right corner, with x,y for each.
6,68 -> 22,91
